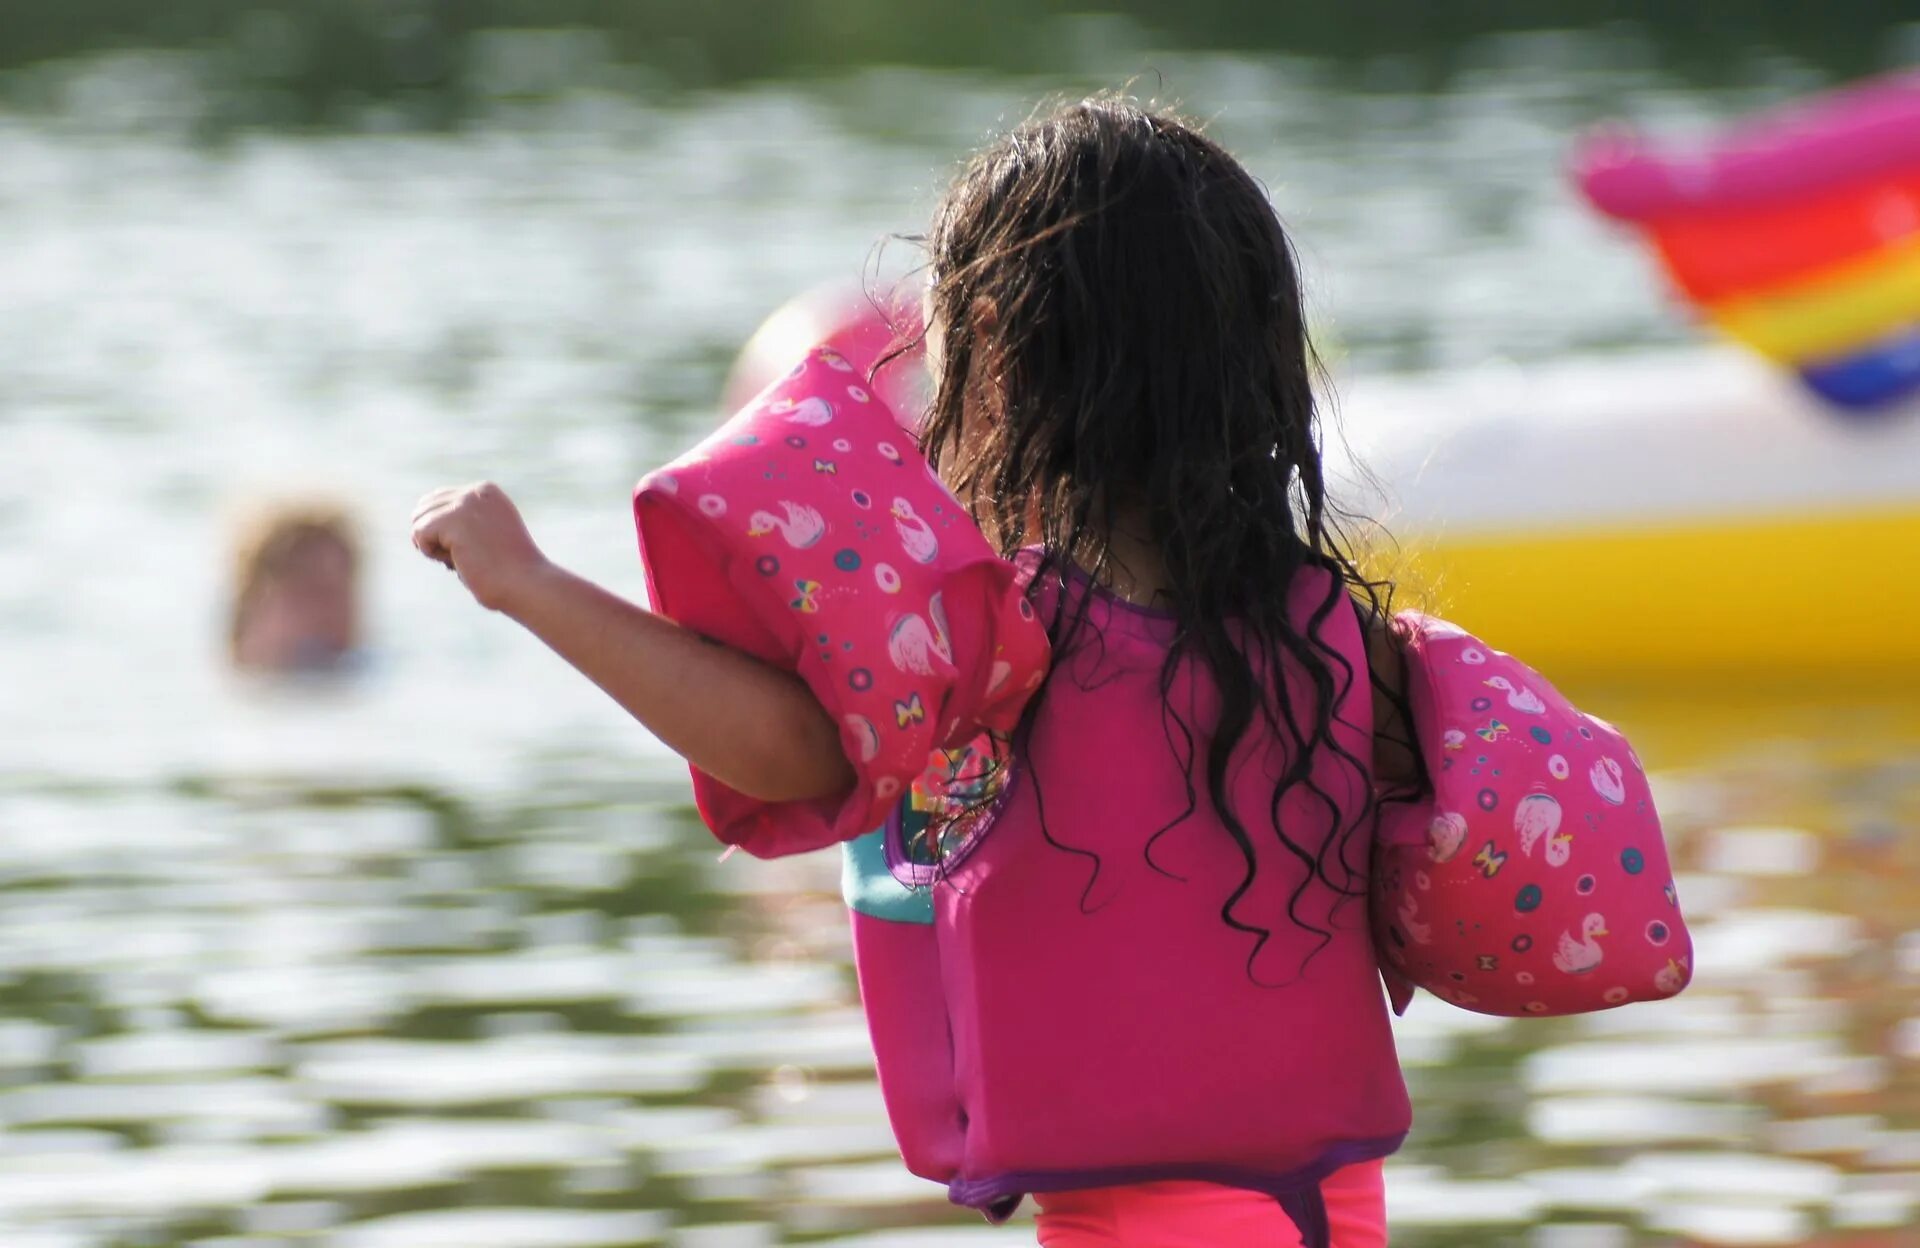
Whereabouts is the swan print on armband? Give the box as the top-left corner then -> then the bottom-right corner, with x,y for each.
1589,757 -> 1628,805
1427,811 -> 1469,863
768,395 -> 834,426
1553,914 -> 1609,974
748,501 -> 827,549
1484,675 -> 1547,714
1397,893 -> 1432,946
890,498 -> 940,564
1514,793 -> 1572,866
888,593 -> 953,677
844,714 -> 882,764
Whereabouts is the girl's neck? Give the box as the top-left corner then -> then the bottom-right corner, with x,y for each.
1087,510 -> 1170,609
1000,503 -> 1170,609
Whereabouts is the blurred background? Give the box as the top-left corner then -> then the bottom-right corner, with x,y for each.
2,3 -> 1919,1246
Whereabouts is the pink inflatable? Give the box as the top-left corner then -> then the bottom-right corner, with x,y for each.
1578,69 -> 1920,219
1574,69 -> 1920,409
1372,614 -> 1692,1017
634,346 -> 1050,857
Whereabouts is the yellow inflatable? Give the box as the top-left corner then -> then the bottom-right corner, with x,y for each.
1334,347 -> 1920,686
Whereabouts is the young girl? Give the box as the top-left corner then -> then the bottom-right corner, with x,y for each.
414,97 -> 1417,1248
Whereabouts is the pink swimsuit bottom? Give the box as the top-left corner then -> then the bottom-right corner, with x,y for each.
1034,1160 -> 1387,1247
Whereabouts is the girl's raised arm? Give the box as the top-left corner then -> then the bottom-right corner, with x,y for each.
411,482 -> 856,805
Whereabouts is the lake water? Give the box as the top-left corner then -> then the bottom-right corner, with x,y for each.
2,28 -> 1918,1248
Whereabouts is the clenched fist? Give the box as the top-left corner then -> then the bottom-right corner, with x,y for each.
411,482 -> 550,612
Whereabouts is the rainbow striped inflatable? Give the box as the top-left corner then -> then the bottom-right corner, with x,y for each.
1576,71 -> 1920,410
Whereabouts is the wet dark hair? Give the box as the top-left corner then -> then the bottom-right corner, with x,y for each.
889,95 -> 1412,972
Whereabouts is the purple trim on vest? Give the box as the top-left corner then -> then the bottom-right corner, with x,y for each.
1058,559 -> 1179,620
947,1131 -> 1406,1246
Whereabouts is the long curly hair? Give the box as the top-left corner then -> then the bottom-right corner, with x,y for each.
888,95 -> 1408,971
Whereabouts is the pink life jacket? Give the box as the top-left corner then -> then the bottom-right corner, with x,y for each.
843,563 -> 1410,1246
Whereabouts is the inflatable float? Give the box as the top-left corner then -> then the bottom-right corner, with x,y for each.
1576,70 -> 1920,408
638,344 -> 1047,856
1332,345 -> 1920,684
1373,612 -> 1690,1017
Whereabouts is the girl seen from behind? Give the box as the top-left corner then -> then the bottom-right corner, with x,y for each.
414,96 -> 1437,1247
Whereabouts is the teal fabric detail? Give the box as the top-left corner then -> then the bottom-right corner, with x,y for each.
841,827 -> 933,924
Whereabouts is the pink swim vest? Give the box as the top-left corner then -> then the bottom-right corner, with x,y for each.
844,563 -> 1410,1246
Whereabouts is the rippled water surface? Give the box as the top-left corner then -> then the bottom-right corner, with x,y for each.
3,30 -> 1918,1247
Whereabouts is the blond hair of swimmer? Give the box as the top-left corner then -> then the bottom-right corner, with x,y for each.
229,500 -> 361,672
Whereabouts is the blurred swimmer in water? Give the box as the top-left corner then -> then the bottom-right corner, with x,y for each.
228,500 -> 362,673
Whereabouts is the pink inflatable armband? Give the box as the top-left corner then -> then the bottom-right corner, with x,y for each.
634,347 -> 1051,857
1372,614 -> 1693,1017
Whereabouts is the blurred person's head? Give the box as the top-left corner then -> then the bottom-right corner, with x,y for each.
228,500 -> 361,673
